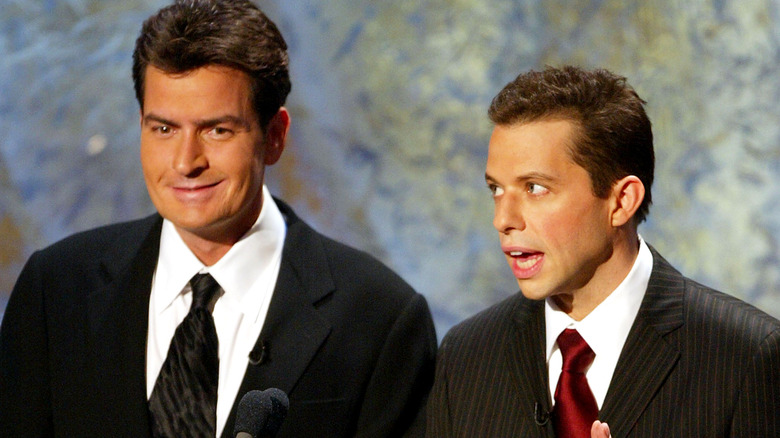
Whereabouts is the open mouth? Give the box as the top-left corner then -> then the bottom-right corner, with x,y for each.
505,250 -> 544,279
509,251 -> 542,267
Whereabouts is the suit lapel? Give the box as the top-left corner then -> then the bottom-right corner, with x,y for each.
599,247 -> 684,437
506,296 -> 555,437
222,201 -> 333,436
237,255 -> 333,393
86,215 -> 162,436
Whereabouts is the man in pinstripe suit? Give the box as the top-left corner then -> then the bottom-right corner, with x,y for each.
427,66 -> 779,437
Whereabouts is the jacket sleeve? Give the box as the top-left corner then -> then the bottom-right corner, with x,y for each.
0,251 -> 54,437
354,292 -> 437,438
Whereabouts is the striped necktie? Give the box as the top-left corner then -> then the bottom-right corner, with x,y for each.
149,273 -> 221,437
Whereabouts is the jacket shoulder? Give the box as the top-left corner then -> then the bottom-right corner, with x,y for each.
18,214 -> 161,286
281,201 -> 419,305
682,277 -> 780,345
442,293 -> 537,349
646,245 -> 779,342
38,214 -> 160,259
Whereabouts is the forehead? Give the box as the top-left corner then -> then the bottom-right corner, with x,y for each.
142,65 -> 254,115
487,119 -> 581,171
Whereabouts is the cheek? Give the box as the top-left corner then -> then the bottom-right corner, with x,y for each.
527,201 -> 584,240
547,207 -> 611,265
139,153 -> 158,183
221,153 -> 265,192
539,213 -> 582,246
139,142 -> 165,174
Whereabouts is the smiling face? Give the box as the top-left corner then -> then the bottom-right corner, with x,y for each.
140,65 -> 288,258
486,119 -> 628,314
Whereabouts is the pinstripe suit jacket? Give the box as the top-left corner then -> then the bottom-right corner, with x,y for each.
427,247 -> 780,437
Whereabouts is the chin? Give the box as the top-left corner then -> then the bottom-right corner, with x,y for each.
165,213 -> 219,234
517,285 -> 550,302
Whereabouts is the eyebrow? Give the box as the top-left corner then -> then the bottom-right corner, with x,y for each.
484,171 -> 558,184
142,113 -> 251,129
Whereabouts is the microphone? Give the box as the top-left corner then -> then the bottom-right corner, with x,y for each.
534,402 -> 550,426
248,340 -> 269,366
234,388 -> 289,438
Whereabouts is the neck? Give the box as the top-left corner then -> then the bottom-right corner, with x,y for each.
553,230 -> 640,321
174,194 -> 264,266
179,236 -> 235,267
174,215 -> 259,266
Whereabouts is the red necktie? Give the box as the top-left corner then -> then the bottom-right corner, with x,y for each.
553,328 -> 598,438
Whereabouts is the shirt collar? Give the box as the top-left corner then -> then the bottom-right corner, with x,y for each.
154,223 -> 205,313
209,187 -> 286,322
153,185 -> 286,323
545,236 -> 653,360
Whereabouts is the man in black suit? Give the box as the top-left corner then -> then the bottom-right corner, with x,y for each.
427,66 -> 779,437
0,1 -> 436,437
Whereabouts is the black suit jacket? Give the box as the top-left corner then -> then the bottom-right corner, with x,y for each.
427,247 -> 780,437
0,200 -> 437,438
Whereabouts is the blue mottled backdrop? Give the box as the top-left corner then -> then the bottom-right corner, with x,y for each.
2,0 -> 779,337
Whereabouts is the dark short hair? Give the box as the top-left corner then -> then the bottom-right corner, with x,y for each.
132,0 -> 291,128
488,66 -> 654,223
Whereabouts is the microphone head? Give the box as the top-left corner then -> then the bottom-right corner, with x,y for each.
263,388 -> 289,435
234,388 -> 289,437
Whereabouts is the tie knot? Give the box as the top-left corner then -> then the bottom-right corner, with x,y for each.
557,329 -> 594,373
189,273 -> 221,310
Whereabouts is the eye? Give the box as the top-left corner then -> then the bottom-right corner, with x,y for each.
487,183 -> 504,197
208,126 -> 234,139
152,124 -> 174,137
527,182 -> 549,195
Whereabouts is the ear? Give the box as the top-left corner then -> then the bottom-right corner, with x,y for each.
609,175 -> 645,227
262,107 -> 291,165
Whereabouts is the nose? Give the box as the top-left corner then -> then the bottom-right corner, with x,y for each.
173,132 -> 208,177
493,194 -> 525,234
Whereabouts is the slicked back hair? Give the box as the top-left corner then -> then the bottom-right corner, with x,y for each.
132,0 -> 291,128
488,66 -> 654,224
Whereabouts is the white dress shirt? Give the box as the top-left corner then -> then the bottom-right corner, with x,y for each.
545,237 -> 652,409
146,186 -> 286,437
